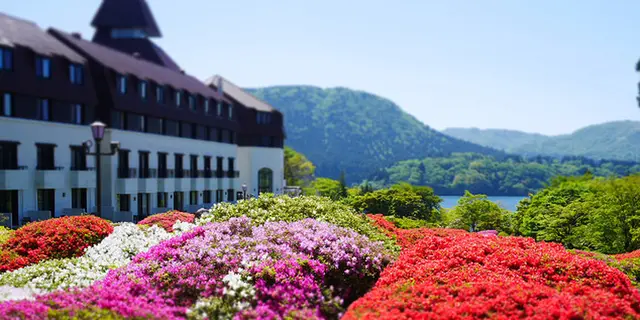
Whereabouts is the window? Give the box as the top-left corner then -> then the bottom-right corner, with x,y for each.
204,99 -> 210,115
204,156 -> 212,177
175,154 -> 184,178
230,131 -> 236,144
158,152 -> 167,178
117,194 -> 131,212
139,81 -> 148,100
157,192 -> 168,208
35,56 -> 51,78
70,146 -> 86,170
203,190 -> 212,203
190,191 -> 198,205
71,188 -> 87,210
227,158 -> 235,177
37,189 -> 55,214
147,117 -> 163,134
156,85 -> 165,104
190,155 -> 198,178
188,95 -> 196,111
118,150 -> 130,178
1,93 -> 12,117
221,129 -> 230,143
173,192 -> 184,210
227,189 -> 234,202
175,90 -> 182,107
126,114 -> 146,132
216,156 -> 223,177
217,102 -> 222,116
111,110 -> 125,129
0,142 -> 18,170
228,103 -> 233,119
36,144 -> 55,170
0,47 -> 13,70
164,120 -> 179,136
117,75 -> 127,94
138,193 -> 150,218
69,64 -> 83,84
215,189 -> 223,203
37,99 -> 50,121
71,104 -> 83,124
257,112 -> 272,124
139,151 -> 150,178
209,127 -> 218,142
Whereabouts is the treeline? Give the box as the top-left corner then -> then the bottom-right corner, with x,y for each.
368,152 -> 640,196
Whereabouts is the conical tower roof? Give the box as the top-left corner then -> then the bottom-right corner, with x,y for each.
91,0 -> 161,37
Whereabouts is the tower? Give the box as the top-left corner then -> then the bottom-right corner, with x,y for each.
90,0 -> 181,71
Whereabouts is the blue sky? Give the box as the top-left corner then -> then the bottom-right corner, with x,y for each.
4,0 -> 640,135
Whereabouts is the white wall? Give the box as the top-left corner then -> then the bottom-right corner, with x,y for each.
237,146 -> 284,197
0,117 -> 97,222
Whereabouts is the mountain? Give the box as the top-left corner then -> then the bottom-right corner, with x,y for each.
247,86 -> 504,183
443,121 -> 640,162
442,128 -> 550,152
370,152 -> 640,196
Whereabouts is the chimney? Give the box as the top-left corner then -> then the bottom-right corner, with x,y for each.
132,52 -> 141,59
71,32 -> 82,39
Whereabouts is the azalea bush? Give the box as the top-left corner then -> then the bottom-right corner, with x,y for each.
0,223 -> 171,293
345,216 -> 640,319
0,217 -> 392,319
199,194 -> 398,254
0,216 -> 113,272
138,210 -> 195,232
0,227 -> 12,246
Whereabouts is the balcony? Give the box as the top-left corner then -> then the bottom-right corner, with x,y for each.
138,168 -> 157,179
189,169 -> 200,179
0,165 -> 29,190
35,166 -> 65,189
204,170 -> 213,178
226,170 -> 240,178
175,169 -> 185,179
69,167 -> 95,188
118,168 -> 137,179
215,170 -> 224,178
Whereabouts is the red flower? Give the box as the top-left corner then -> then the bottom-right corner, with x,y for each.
614,250 -> 640,261
0,215 -> 113,272
349,215 -> 640,319
137,211 -> 194,232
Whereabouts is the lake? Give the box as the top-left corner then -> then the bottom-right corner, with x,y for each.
439,195 -> 526,211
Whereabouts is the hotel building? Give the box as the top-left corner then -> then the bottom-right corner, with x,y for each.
0,0 -> 285,226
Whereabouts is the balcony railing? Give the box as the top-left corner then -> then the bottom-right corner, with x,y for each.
118,168 -> 137,178
189,169 -> 199,178
0,165 -> 27,170
36,166 -> 64,171
226,170 -> 240,178
216,170 -> 224,178
204,170 -> 213,178
175,169 -> 185,178
139,168 -> 157,178
70,166 -> 95,171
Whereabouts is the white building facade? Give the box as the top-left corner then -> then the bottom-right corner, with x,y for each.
0,2 -> 285,227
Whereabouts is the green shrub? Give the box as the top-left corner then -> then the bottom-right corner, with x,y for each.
198,194 -> 399,254
346,184 -> 441,221
387,216 -> 431,229
0,227 -> 13,245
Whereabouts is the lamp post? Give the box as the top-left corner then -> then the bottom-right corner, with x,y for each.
242,183 -> 247,200
83,121 -> 120,218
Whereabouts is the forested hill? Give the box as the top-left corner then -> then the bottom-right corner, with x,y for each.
247,86 -> 504,183
443,121 -> 640,161
368,153 -> 640,196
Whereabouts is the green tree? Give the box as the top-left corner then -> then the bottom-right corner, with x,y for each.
338,170 -> 348,199
284,146 -> 315,187
446,191 -> 510,232
347,183 -> 441,221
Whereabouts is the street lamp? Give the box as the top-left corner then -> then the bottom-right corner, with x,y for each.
242,183 -> 247,200
83,121 -> 120,218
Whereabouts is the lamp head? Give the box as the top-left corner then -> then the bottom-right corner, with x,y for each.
90,121 -> 106,140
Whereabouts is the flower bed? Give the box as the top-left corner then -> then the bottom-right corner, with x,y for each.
199,195 -> 399,254
345,216 -> 640,319
615,249 -> 640,261
0,217 -> 392,319
138,211 -> 195,232
0,223 -> 171,293
0,216 -> 113,272
0,227 -> 13,246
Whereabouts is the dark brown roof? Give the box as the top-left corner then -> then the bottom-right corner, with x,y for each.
91,35 -> 181,71
0,12 -> 85,63
204,75 -> 276,112
91,0 -> 161,37
50,29 -> 224,100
